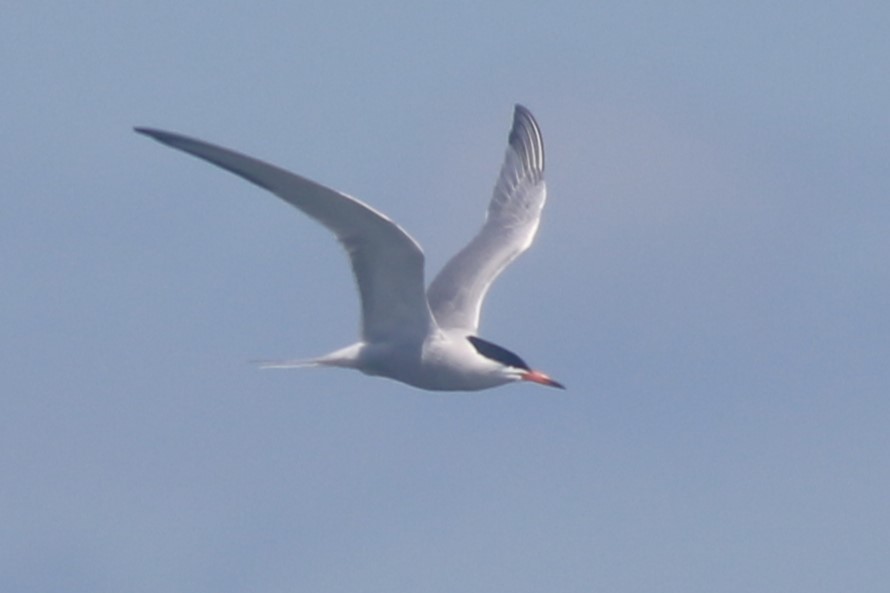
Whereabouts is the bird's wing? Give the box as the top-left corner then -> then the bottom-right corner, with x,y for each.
136,128 -> 436,343
426,105 -> 547,333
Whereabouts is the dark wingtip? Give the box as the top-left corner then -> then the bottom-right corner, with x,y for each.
513,103 -> 533,119
508,104 -> 545,174
134,127 -> 176,144
511,104 -> 537,133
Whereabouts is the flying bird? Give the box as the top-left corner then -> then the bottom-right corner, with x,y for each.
136,105 -> 563,391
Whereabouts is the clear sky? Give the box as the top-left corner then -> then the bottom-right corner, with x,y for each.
2,2 -> 888,591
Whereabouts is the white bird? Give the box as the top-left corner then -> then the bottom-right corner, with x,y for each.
136,105 -> 563,391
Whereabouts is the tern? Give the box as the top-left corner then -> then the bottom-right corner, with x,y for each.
136,105 -> 563,391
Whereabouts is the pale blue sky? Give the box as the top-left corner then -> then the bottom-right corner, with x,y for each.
2,2 -> 888,592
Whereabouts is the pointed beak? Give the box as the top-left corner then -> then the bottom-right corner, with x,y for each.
521,370 -> 565,389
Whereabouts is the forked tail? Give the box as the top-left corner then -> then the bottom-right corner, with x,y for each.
250,344 -> 362,370
249,358 -> 321,369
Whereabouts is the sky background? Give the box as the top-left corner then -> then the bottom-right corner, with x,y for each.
2,2 -> 888,591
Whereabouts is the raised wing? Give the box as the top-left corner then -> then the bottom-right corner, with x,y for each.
136,128 -> 436,343
426,105 -> 547,332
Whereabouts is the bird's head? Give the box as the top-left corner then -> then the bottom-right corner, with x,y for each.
467,336 -> 564,390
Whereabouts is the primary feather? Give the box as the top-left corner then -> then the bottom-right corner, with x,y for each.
426,105 -> 547,332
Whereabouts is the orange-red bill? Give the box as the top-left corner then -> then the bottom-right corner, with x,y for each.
521,370 -> 565,389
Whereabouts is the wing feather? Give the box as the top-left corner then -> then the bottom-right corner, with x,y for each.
136,128 -> 435,342
426,105 -> 547,332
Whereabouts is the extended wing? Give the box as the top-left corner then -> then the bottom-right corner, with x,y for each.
426,105 -> 547,333
136,128 -> 436,343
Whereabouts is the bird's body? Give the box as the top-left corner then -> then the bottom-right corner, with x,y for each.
137,105 -> 563,391
308,330 -> 545,392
